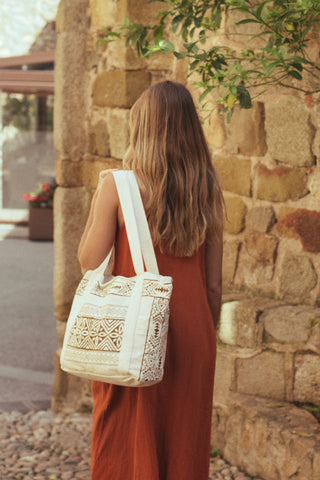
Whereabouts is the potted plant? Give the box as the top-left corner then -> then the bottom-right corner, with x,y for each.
22,181 -> 56,240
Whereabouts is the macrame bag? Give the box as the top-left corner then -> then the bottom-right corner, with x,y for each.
60,171 -> 173,387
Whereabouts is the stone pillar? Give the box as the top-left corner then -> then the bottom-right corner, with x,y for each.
52,0 -> 167,411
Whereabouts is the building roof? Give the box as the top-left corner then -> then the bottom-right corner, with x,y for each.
0,50 -> 55,94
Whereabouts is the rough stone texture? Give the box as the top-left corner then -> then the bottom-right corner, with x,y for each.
90,0 -> 126,28
294,354 -> 320,403
213,156 -> 251,197
277,209 -> 320,253
107,39 -> 146,70
245,206 -> 275,233
256,164 -> 308,202
244,232 -> 278,263
235,249 -> 275,289
107,108 -> 130,160
279,252 -> 318,302
93,70 -> 151,108
87,112 -> 110,157
225,103 -> 267,157
265,95 -> 315,167
213,349 -> 237,404
309,319 -> 320,354
56,0 -> 87,34
90,0 -> 163,27
309,168 -> 320,198
53,187 -> 92,323
236,351 -> 286,400
262,305 -> 319,344
224,196 -> 247,234
0,409 -> 261,480
56,155 -> 120,188
54,29 -> 87,157
222,239 -> 241,285
212,394 -> 320,480
219,299 -> 264,348
203,106 -> 225,150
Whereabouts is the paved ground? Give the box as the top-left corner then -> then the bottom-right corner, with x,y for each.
0,224 -> 57,413
0,224 -> 262,480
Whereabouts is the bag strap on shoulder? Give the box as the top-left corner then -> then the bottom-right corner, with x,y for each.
113,170 -> 159,276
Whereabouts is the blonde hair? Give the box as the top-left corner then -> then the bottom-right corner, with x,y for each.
124,80 -> 223,257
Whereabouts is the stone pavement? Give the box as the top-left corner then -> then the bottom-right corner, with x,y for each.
0,409 -> 263,480
0,410 -> 259,480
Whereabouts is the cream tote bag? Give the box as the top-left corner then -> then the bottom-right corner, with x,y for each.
60,171 -> 173,387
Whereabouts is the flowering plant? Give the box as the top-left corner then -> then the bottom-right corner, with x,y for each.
23,182 -> 56,209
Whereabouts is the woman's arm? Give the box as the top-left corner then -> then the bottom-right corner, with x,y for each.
205,228 -> 223,329
78,172 -> 119,275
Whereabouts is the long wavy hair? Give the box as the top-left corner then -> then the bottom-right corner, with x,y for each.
124,80 -> 224,257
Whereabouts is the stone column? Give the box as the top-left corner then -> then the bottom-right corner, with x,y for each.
52,0 -> 168,411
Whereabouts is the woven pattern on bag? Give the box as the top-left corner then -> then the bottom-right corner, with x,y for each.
65,276 -> 172,382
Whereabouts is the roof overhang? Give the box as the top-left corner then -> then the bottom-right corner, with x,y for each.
0,50 -> 55,95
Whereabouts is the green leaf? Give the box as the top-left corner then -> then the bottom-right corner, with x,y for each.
159,39 -> 175,53
190,59 -> 200,69
288,70 -> 303,80
171,14 -> 184,33
154,24 -> 164,44
237,85 -> 252,109
236,18 -> 260,25
174,51 -> 188,59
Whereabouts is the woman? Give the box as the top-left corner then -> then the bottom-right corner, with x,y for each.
78,80 -> 223,480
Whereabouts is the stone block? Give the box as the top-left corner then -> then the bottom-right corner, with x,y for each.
53,187 -> 92,322
236,351 -> 286,400
244,232 -> 278,263
56,155 -> 121,188
309,168 -> 320,198
279,252 -> 318,302
107,108 -> 130,160
56,320 -> 67,347
93,70 -> 151,108
294,354 -> 320,403
52,349 -> 68,401
222,239 -> 240,285
246,206 -> 275,233
277,209 -> 320,253
88,113 -> 110,157
224,195 -> 247,234
56,0 -> 87,33
90,0 -> 126,28
256,164 -> 308,202
202,106 -> 225,150
235,249 -> 275,289
219,299 -> 264,348
213,349 -> 237,404
265,95 -> 315,167
213,155 -> 251,197
262,305 -> 319,344
54,32 -> 87,156
219,394 -> 320,480
107,38 -> 146,70
225,102 -> 267,156
308,319 -> 320,353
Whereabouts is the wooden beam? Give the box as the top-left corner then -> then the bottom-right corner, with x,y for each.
0,50 -> 55,68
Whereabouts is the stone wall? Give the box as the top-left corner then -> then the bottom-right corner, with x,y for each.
53,1 -> 320,477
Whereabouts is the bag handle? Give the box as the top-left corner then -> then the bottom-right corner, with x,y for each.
126,171 -> 159,275
95,171 -> 159,277
113,171 -> 159,275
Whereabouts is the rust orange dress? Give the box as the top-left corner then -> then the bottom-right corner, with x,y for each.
91,224 -> 217,480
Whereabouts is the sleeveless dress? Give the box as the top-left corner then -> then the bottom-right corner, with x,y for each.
91,223 -> 217,480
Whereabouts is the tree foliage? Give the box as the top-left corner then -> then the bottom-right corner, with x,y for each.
100,0 -> 320,112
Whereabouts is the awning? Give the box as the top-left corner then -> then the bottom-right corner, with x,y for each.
0,50 -> 55,94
